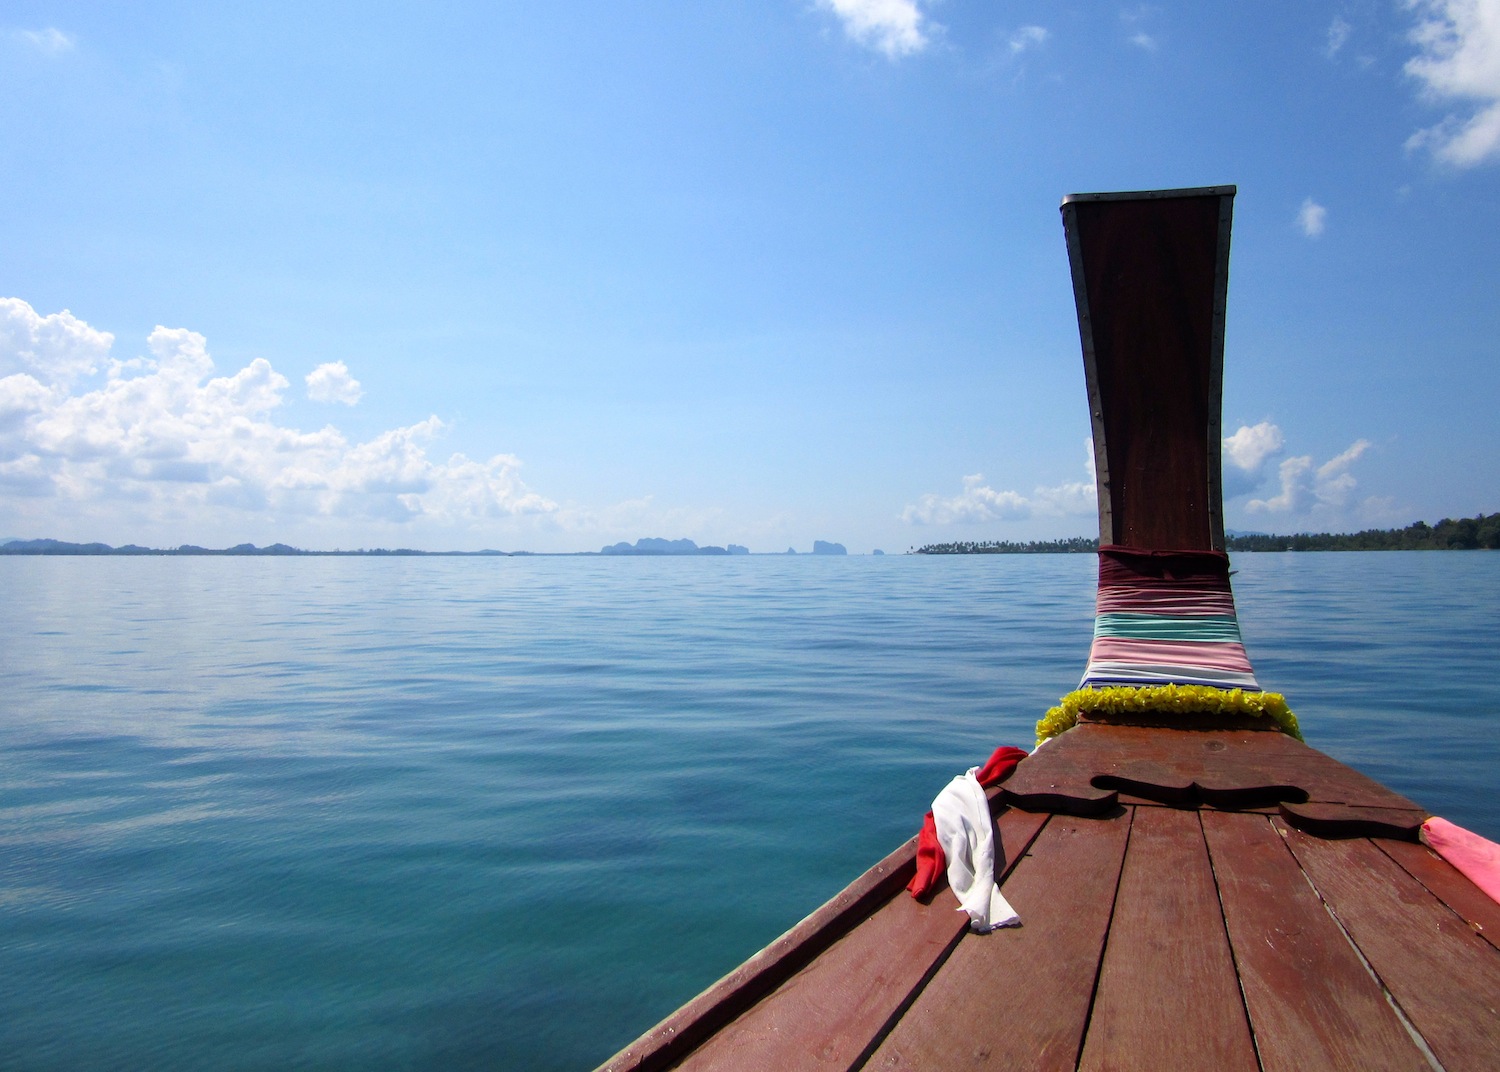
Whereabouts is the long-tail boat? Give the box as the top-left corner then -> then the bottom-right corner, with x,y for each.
597,186 -> 1500,1072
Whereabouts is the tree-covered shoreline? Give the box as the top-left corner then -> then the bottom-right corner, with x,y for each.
914,512 -> 1500,554
913,537 -> 1100,555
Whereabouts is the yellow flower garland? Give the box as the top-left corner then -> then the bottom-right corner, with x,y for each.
1035,683 -> 1301,745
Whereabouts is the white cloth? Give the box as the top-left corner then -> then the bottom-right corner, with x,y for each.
932,767 -> 1020,932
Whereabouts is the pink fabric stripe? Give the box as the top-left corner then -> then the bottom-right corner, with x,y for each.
1087,637 -> 1254,673
1422,817 -> 1500,906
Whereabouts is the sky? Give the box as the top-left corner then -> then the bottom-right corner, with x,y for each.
1,1 -> 1497,553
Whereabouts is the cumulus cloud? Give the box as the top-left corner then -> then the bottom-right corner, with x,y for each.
1405,0 -> 1500,167
817,0 -> 933,59
17,28 -> 74,54
305,361 -> 363,405
1222,421 -> 1285,498
902,441 -> 1096,525
0,299 -> 555,534
1009,25 -> 1049,54
1248,439 -> 1372,515
1,298 -> 114,384
902,474 -> 1031,525
1297,198 -> 1328,237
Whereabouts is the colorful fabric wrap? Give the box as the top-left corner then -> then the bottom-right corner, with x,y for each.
1080,546 -> 1261,692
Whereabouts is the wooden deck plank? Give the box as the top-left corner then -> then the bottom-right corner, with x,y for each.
1201,810 -> 1430,1071
1078,806 -> 1258,1072
1277,819 -> 1500,1072
671,809 -> 1050,1072
596,832 -> 926,1072
1378,838 -> 1500,954
1278,801 -> 1426,841
1004,724 -> 1424,817
864,812 -> 1131,1071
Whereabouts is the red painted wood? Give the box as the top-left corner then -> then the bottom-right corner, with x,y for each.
1078,807 -> 1258,1072
1379,838 -> 1500,954
1072,194 -> 1223,550
1005,723 -> 1425,816
1278,819 -> 1500,1071
1201,810 -> 1430,1071
865,812 -> 1132,1071
672,809 -> 1049,1072
1279,801 -> 1425,841
595,833 -> 923,1072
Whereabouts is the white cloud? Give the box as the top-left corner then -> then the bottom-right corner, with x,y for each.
817,0 -> 933,59
305,361 -> 363,405
0,299 -> 556,537
1326,17 -> 1352,58
1119,5 -> 1160,51
1222,421 -> 1285,498
1009,26 -> 1049,54
1405,0 -> 1500,166
1248,439 -> 1372,515
1224,421 -> 1285,473
17,27 -> 74,54
902,474 -> 1031,525
902,441 -> 1097,525
1297,198 -> 1328,237
0,298 -> 114,384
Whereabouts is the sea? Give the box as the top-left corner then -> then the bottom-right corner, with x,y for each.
2,551 -> 1496,1071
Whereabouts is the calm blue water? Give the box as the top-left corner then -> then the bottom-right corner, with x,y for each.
2,552 -> 1496,1070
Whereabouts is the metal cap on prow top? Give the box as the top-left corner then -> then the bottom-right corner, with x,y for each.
1061,185 -> 1235,552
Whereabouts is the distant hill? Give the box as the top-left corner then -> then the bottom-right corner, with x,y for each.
600,537 -> 747,556
0,539 -> 514,556
812,540 -> 847,555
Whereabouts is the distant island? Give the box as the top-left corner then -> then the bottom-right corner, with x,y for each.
914,512 -> 1500,554
0,536 -> 852,557
0,539 -> 512,557
601,538 -> 749,556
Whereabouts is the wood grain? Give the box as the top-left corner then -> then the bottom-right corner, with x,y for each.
1078,806 -> 1258,1072
1379,838 -> 1500,953
595,831 -> 924,1072
1278,801 -> 1425,841
1004,723 -> 1424,816
1201,810 -> 1429,1071
1072,194 -> 1222,551
671,809 -> 1050,1072
865,812 -> 1132,1071
1278,819 -> 1500,1072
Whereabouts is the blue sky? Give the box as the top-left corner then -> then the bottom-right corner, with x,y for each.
1,1 -> 1496,553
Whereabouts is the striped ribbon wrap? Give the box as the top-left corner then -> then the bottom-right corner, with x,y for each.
1079,546 -> 1261,692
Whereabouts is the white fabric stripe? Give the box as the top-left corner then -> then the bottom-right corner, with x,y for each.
1080,662 -> 1261,690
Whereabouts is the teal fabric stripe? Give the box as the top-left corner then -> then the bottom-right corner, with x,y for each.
1093,613 -> 1244,643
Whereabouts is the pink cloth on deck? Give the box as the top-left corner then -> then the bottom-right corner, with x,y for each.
1422,816 -> 1500,906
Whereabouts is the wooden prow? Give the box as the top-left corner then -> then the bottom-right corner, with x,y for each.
1062,186 -> 1235,552
594,186 -> 1500,1072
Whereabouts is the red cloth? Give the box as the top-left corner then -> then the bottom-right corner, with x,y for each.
906,746 -> 1028,900
1098,545 -> 1232,587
